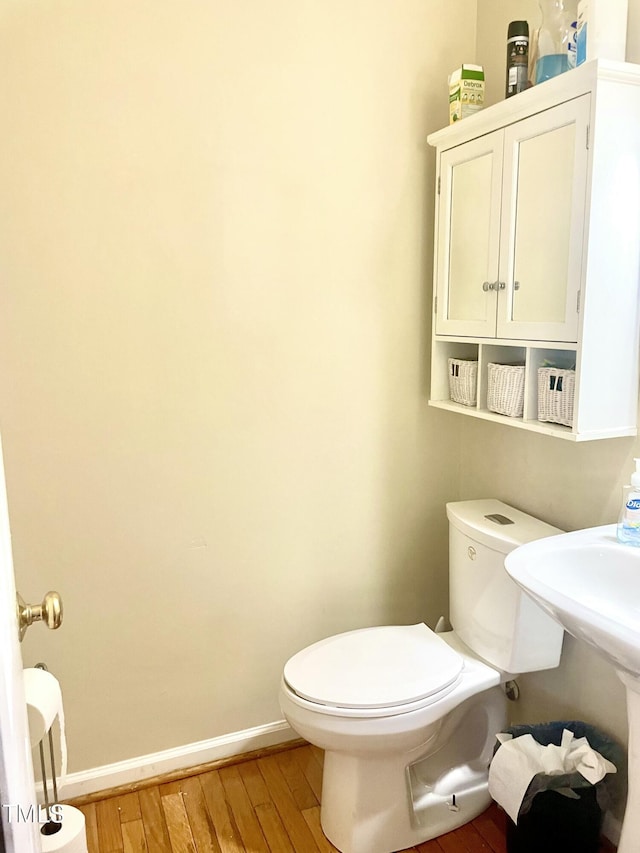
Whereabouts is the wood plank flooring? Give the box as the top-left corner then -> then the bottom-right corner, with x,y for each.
71,743 -> 616,853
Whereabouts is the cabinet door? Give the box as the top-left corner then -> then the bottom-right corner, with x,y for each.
496,95 -> 590,342
434,131 -> 503,337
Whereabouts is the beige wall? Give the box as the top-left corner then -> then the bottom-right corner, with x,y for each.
0,1 -> 475,771
471,0 -> 640,752
630,0 -> 640,64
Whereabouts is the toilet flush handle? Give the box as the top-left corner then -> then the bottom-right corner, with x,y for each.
16,591 -> 63,642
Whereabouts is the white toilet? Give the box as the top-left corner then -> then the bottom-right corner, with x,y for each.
279,499 -> 565,853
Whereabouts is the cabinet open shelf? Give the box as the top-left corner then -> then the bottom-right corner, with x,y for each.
429,399 -> 585,439
430,338 -> 597,441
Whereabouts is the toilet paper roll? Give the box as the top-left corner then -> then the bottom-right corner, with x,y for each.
40,805 -> 88,853
23,668 -> 67,787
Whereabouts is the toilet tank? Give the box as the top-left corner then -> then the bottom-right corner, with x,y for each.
447,499 -> 564,674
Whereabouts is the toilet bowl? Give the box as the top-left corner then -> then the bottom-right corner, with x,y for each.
280,625 -> 506,853
279,500 -> 566,853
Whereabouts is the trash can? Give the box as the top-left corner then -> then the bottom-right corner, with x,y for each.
489,721 -> 625,853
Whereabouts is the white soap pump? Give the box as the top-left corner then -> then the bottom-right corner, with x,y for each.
617,458 -> 640,546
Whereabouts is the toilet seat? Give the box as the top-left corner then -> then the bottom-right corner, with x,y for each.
283,623 -> 463,712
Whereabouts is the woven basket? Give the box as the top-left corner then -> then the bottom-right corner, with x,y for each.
538,367 -> 575,426
448,358 -> 478,406
487,363 -> 525,418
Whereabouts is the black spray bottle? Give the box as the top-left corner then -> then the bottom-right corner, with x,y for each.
506,21 -> 530,98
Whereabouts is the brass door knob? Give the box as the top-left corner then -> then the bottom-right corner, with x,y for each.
16,591 -> 63,642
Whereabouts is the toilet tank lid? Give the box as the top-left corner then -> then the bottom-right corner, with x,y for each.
446,499 -> 563,554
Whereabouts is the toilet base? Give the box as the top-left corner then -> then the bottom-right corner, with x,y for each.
319,687 -> 506,853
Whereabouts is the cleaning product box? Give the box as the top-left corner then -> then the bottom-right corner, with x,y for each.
576,0 -> 628,65
448,65 -> 485,124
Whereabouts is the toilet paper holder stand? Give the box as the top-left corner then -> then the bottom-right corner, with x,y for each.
34,662 -> 63,837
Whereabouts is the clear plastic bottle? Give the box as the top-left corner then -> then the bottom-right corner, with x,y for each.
536,0 -> 578,83
617,458 -> 640,546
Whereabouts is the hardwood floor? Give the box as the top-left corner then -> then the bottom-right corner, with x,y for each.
70,743 -> 616,853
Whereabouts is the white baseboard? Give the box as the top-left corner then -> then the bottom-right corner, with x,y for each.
56,719 -> 297,801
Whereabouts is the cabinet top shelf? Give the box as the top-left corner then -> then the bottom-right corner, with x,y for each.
427,58 -> 640,150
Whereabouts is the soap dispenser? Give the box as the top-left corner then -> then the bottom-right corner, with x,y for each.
617,459 -> 640,546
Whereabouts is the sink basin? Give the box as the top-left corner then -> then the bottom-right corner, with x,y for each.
505,523 -> 640,853
505,523 -> 640,679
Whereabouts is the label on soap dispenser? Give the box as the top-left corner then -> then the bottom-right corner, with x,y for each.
626,497 -> 640,513
617,482 -> 640,545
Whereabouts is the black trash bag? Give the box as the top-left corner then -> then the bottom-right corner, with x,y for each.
492,721 -> 625,853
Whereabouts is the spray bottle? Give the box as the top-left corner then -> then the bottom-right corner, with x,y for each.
617,459 -> 640,546
506,21 -> 530,98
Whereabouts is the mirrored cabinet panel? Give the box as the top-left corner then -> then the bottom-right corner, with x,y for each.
497,97 -> 589,341
436,133 -> 503,335
449,154 -> 493,322
510,122 -> 576,326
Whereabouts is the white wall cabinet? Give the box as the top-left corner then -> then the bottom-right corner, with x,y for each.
428,60 -> 640,441
436,97 -> 589,342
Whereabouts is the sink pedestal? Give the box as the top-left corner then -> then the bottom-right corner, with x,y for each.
618,673 -> 640,853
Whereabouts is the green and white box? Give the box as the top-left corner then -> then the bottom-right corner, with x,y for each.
448,65 -> 485,124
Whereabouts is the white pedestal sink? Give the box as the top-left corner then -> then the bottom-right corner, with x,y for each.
505,524 -> 639,853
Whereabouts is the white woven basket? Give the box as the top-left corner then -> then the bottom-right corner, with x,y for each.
487,363 -> 525,418
448,358 -> 478,406
538,367 -> 575,426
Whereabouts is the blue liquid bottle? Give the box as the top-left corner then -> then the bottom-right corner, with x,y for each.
617,459 -> 640,547
535,0 -> 577,84
536,53 -> 569,82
